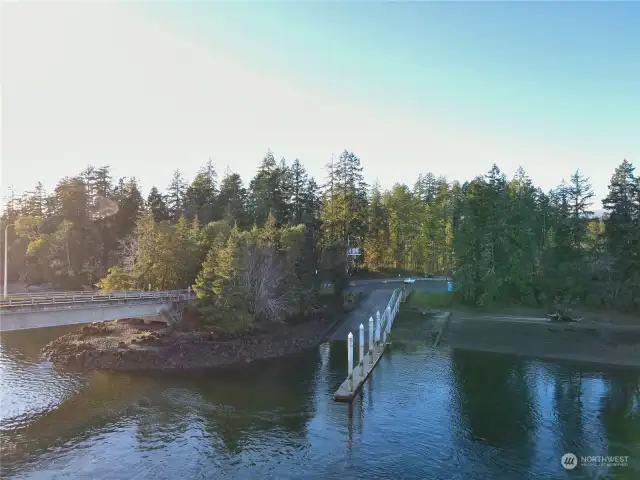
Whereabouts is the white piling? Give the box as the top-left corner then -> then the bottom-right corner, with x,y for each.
359,323 -> 365,374
368,317 -> 374,357
347,332 -> 354,391
376,311 -> 381,343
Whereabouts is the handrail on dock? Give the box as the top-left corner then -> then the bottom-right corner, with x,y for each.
334,287 -> 407,402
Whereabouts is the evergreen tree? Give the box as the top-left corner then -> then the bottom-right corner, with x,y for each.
3,151 -> 640,315
184,160 -> 218,224
217,170 -> 248,227
146,186 -> 170,223
289,158 -> 309,225
166,169 -> 186,220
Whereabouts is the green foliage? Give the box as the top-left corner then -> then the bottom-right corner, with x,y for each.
2,153 -> 639,331
96,266 -> 135,291
406,292 -> 454,310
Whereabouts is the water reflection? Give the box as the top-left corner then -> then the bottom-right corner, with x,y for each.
600,373 -> 640,475
450,349 -> 537,477
1,324 -> 640,479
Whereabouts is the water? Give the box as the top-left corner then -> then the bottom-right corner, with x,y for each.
1,318 -> 639,479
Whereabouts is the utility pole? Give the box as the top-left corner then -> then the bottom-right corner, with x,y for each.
4,223 -> 15,299
330,154 -> 335,244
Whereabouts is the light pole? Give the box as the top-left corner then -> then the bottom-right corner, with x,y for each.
4,223 -> 15,299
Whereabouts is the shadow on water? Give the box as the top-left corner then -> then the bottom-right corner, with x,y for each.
2,321 -> 640,479
599,372 -> 640,476
140,349 -> 322,453
450,349 -> 537,477
450,348 -> 640,479
0,339 -> 323,477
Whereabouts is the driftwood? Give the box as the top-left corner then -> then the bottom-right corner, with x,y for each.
546,311 -> 584,323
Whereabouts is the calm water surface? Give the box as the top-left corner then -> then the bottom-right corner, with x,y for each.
1,316 -> 639,479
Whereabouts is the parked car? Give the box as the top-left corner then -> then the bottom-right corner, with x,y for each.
404,277 -> 416,284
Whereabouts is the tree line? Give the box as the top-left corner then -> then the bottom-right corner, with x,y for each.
2,150 -> 639,320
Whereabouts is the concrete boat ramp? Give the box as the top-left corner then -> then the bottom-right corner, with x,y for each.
331,280 -> 451,403
333,288 -> 405,402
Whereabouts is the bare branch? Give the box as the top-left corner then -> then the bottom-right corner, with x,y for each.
239,243 -> 295,323
118,234 -> 138,273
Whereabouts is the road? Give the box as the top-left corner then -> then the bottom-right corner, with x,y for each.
329,278 -> 449,341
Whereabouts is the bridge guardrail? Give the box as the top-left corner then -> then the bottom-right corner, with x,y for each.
0,289 -> 194,309
3,289 -> 189,298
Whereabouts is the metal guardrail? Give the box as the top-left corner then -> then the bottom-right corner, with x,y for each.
347,287 -> 404,369
0,289 -> 193,309
379,288 -> 404,339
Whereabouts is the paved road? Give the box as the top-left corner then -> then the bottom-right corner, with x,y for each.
329,278 -> 449,341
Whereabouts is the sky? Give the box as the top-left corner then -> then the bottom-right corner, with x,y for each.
2,1 -> 639,211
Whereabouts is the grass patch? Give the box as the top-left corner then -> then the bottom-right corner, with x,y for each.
406,291 -> 454,310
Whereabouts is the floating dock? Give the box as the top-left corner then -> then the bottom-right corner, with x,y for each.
334,341 -> 387,402
333,288 -> 405,403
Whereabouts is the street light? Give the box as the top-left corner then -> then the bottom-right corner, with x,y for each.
4,223 -> 15,299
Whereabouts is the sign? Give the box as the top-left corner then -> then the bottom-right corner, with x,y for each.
562,453 -> 629,470
347,248 -> 360,256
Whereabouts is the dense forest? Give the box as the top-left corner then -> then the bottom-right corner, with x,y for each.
2,150 -> 639,324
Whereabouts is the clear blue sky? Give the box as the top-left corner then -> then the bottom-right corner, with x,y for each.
3,1 -> 639,210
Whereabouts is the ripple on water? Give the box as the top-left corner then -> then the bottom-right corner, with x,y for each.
2,325 -> 640,479
0,346 -> 87,432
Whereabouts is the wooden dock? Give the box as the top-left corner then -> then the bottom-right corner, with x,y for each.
334,341 -> 388,402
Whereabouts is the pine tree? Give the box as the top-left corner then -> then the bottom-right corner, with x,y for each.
364,181 -> 388,269
247,151 -> 292,226
184,160 -> 218,223
166,169 -> 186,220
217,170 -> 247,227
289,158 -> 308,225
146,186 -> 170,223
603,160 -> 640,282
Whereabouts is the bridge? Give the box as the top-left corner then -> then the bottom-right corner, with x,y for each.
0,289 -> 195,332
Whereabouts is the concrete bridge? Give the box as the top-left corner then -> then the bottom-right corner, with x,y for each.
0,289 -> 195,332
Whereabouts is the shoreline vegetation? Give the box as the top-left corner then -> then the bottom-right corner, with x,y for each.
1,151 -> 638,370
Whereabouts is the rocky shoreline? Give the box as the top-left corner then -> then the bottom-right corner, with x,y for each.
42,315 -> 340,372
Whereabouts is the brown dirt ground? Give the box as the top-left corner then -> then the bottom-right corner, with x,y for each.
440,311 -> 640,368
42,303 -> 348,372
